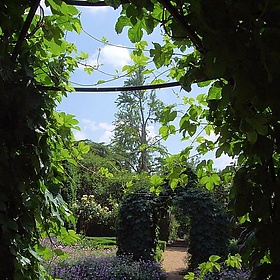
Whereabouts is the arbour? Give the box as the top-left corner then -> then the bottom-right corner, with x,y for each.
173,187 -> 229,270
116,191 -> 159,261
117,163 -> 229,269
160,162 -> 230,270
0,0 -> 85,278
109,1 -> 280,278
2,0 -> 280,278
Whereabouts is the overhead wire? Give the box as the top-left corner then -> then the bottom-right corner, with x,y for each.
63,0 -> 109,7
39,81 -> 181,92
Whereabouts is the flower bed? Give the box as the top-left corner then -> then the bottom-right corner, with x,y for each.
41,237 -> 166,279
49,255 -> 167,280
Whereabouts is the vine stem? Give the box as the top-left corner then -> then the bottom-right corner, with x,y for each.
11,0 -> 41,62
157,0 -> 206,55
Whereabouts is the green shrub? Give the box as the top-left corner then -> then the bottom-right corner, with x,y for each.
174,188 -> 230,270
116,192 -> 158,261
168,214 -> 180,243
73,194 -> 118,234
158,240 -> 166,252
228,238 -> 239,255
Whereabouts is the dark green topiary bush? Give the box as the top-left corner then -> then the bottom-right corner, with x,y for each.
173,188 -> 230,270
116,192 -> 158,261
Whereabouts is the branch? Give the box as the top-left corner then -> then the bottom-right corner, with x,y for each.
11,0 -> 41,62
157,0 -> 206,55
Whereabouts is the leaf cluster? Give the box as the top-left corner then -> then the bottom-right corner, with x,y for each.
116,191 -> 159,261
0,0 -> 83,278
110,0 -> 280,277
173,188 -> 230,270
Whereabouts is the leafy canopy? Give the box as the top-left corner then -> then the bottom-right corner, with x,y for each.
0,0 -> 87,278
109,0 -> 280,278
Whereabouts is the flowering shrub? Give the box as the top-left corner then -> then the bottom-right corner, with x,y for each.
73,194 -> 118,233
189,266 -> 250,280
49,255 -> 167,280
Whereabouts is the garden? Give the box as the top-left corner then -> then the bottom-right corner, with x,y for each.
41,237 -> 167,280
38,152 -> 251,280
1,1 -> 280,279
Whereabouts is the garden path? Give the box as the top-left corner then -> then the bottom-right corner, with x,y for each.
162,245 -> 189,280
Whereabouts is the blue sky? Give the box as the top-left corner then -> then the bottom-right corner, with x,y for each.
44,3 -> 232,169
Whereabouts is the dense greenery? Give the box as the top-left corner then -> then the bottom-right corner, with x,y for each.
110,0 -> 280,278
62,141 -> 123,235
117,192 -> 159,261
158,158 -> 230,270
62,140 -> 152,235
0,0 -> 84,278
4,0 -> 280,279
174,188 -> 229,270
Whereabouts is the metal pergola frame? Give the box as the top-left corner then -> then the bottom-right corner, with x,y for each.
11,0 -> 182,93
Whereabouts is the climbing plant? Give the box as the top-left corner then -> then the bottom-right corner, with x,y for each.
173,188 -> 230,270
108,0 -> 280,278
2,0 -> 280,279
116,191 -> 159,261
157,157 -> 229,270
0,0 -> 85,278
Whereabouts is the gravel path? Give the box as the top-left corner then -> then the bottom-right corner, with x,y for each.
162,246 -> 189,280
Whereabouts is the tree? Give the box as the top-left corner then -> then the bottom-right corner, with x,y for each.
61,140 -> 152,234
63,141 -> 126,205
110,0 -> 280,278
111,67 -> 167,173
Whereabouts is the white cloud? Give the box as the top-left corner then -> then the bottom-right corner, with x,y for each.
96,123 -> 114,144
77,119 -> 114,144
99,122 -> 114,130
84,120 -> 99,131
100,45 -> 131,69
73,130 -> 87,141
78,45 -> 130,71
99,130 -> 114,144
81,119 -> 114,132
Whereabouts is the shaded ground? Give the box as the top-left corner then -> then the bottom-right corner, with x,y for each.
162,246 -> 189,280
